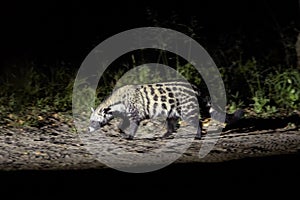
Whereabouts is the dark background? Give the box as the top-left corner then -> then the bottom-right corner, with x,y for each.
1,0 -> 300,69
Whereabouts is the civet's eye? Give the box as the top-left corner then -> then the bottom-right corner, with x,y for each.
103,107 -> 111,114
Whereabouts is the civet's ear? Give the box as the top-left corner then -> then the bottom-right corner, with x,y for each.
91,107 -> 95,112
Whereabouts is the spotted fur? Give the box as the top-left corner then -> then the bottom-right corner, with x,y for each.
88,81 -> 244,139
89,81 -> 203,139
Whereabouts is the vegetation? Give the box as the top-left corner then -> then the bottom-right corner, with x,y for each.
222,59 -> 300,117
0,63 -> 75,127
0,54 -> 299,128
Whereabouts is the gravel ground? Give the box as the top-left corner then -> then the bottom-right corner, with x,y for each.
1,118 -> 300,195
0,117 -> 300,172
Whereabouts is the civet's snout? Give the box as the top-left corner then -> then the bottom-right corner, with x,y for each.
88,120 -> 101,133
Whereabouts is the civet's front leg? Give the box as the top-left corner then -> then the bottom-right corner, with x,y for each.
121,110 -> 140,140
163,117 -> 179,138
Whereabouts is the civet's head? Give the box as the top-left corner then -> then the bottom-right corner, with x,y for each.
88,105 -> 113,133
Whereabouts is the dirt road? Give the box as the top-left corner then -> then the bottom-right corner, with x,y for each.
1,117 -> 299,171
1,117 -> 300,194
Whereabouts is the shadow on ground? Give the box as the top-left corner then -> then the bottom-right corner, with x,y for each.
224,113 -> 300,133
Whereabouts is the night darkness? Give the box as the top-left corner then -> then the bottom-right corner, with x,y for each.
1,0 -> 299,68
1,0 -> 300,195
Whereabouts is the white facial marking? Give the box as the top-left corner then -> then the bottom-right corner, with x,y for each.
88,127 -> 95,132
